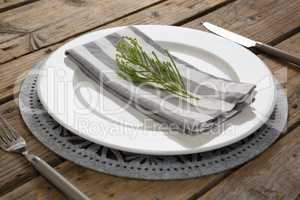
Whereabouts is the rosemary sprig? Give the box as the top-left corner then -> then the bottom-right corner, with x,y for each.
116,36 -> 198,100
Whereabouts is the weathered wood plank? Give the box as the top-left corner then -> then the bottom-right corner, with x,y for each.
0,161 -> 228,200
0,0 -> 162,43
0,0 -> 36,13
0,100 -> 63,196
0,0 -> 164,63
0,0 -> 230,64
183,0 -> 300,44
103,0 -> 232,26
197,126 -> 300,200
1,31 -> 300,200
258,33 -> 300,131
0,44 -> 60,104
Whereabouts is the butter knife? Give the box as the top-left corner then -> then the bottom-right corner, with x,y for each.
203,22 -> 300,66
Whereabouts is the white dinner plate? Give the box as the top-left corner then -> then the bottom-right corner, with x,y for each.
38,25 -> 276,155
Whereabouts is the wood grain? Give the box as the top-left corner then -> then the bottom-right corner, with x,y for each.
1,27 -> 300,200
0,162 -> 228,200
0,0 -> 36,12
0,44 -> 60,104
103,0 -> 231,27
197,125 -> 300,200
0,0 -> 232,103
0,0 -> 230,64
184,0 -> 300,44
259,33 -> 300,131
0,0 -> 161,43
0,0 -> 163,63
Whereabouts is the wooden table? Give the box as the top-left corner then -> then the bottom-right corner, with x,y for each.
0,0 -> 299,199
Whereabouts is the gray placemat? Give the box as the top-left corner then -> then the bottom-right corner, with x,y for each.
19,62 -> 287,180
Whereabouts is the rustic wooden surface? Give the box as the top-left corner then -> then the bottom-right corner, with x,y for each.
0,0 -> 36,12
0,0 -> 299,199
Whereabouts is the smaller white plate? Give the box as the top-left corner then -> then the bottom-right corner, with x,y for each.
38,25 -> 276,155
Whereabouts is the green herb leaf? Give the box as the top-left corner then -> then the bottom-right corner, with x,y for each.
116,36 -> 198,100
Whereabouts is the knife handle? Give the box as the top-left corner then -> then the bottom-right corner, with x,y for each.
255,42 -> 300,67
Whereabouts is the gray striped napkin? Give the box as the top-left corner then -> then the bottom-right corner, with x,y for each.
66,26 -> 256,135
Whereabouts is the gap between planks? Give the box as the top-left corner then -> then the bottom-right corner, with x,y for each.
173,0 -> 237,26
0,0 -> 38,13
0,0 -> 232,65
0,0 -> 166,52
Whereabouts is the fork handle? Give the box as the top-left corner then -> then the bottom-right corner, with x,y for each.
26,154 -> 89,200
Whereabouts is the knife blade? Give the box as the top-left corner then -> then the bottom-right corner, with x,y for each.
203,22 -> 300,66
203,22 -> 256,48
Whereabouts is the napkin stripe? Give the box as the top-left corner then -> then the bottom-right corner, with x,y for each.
84,42 -> 117,71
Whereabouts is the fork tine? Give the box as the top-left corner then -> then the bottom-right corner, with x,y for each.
0,135 -> 7,144
5,127 -> 17,141
0,114 -> 10,130
2,133 -> 12,144
0,140 -> 7,149
0,129 -> 11,143
0,128 -> 13,142
0,114 -> 26,152
0,115 -> 18,141
0,134 -> 10,148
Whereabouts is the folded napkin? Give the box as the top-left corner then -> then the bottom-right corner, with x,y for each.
66,26 -> 256,135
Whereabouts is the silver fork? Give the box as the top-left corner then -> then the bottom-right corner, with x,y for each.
0,115 -> 89,200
